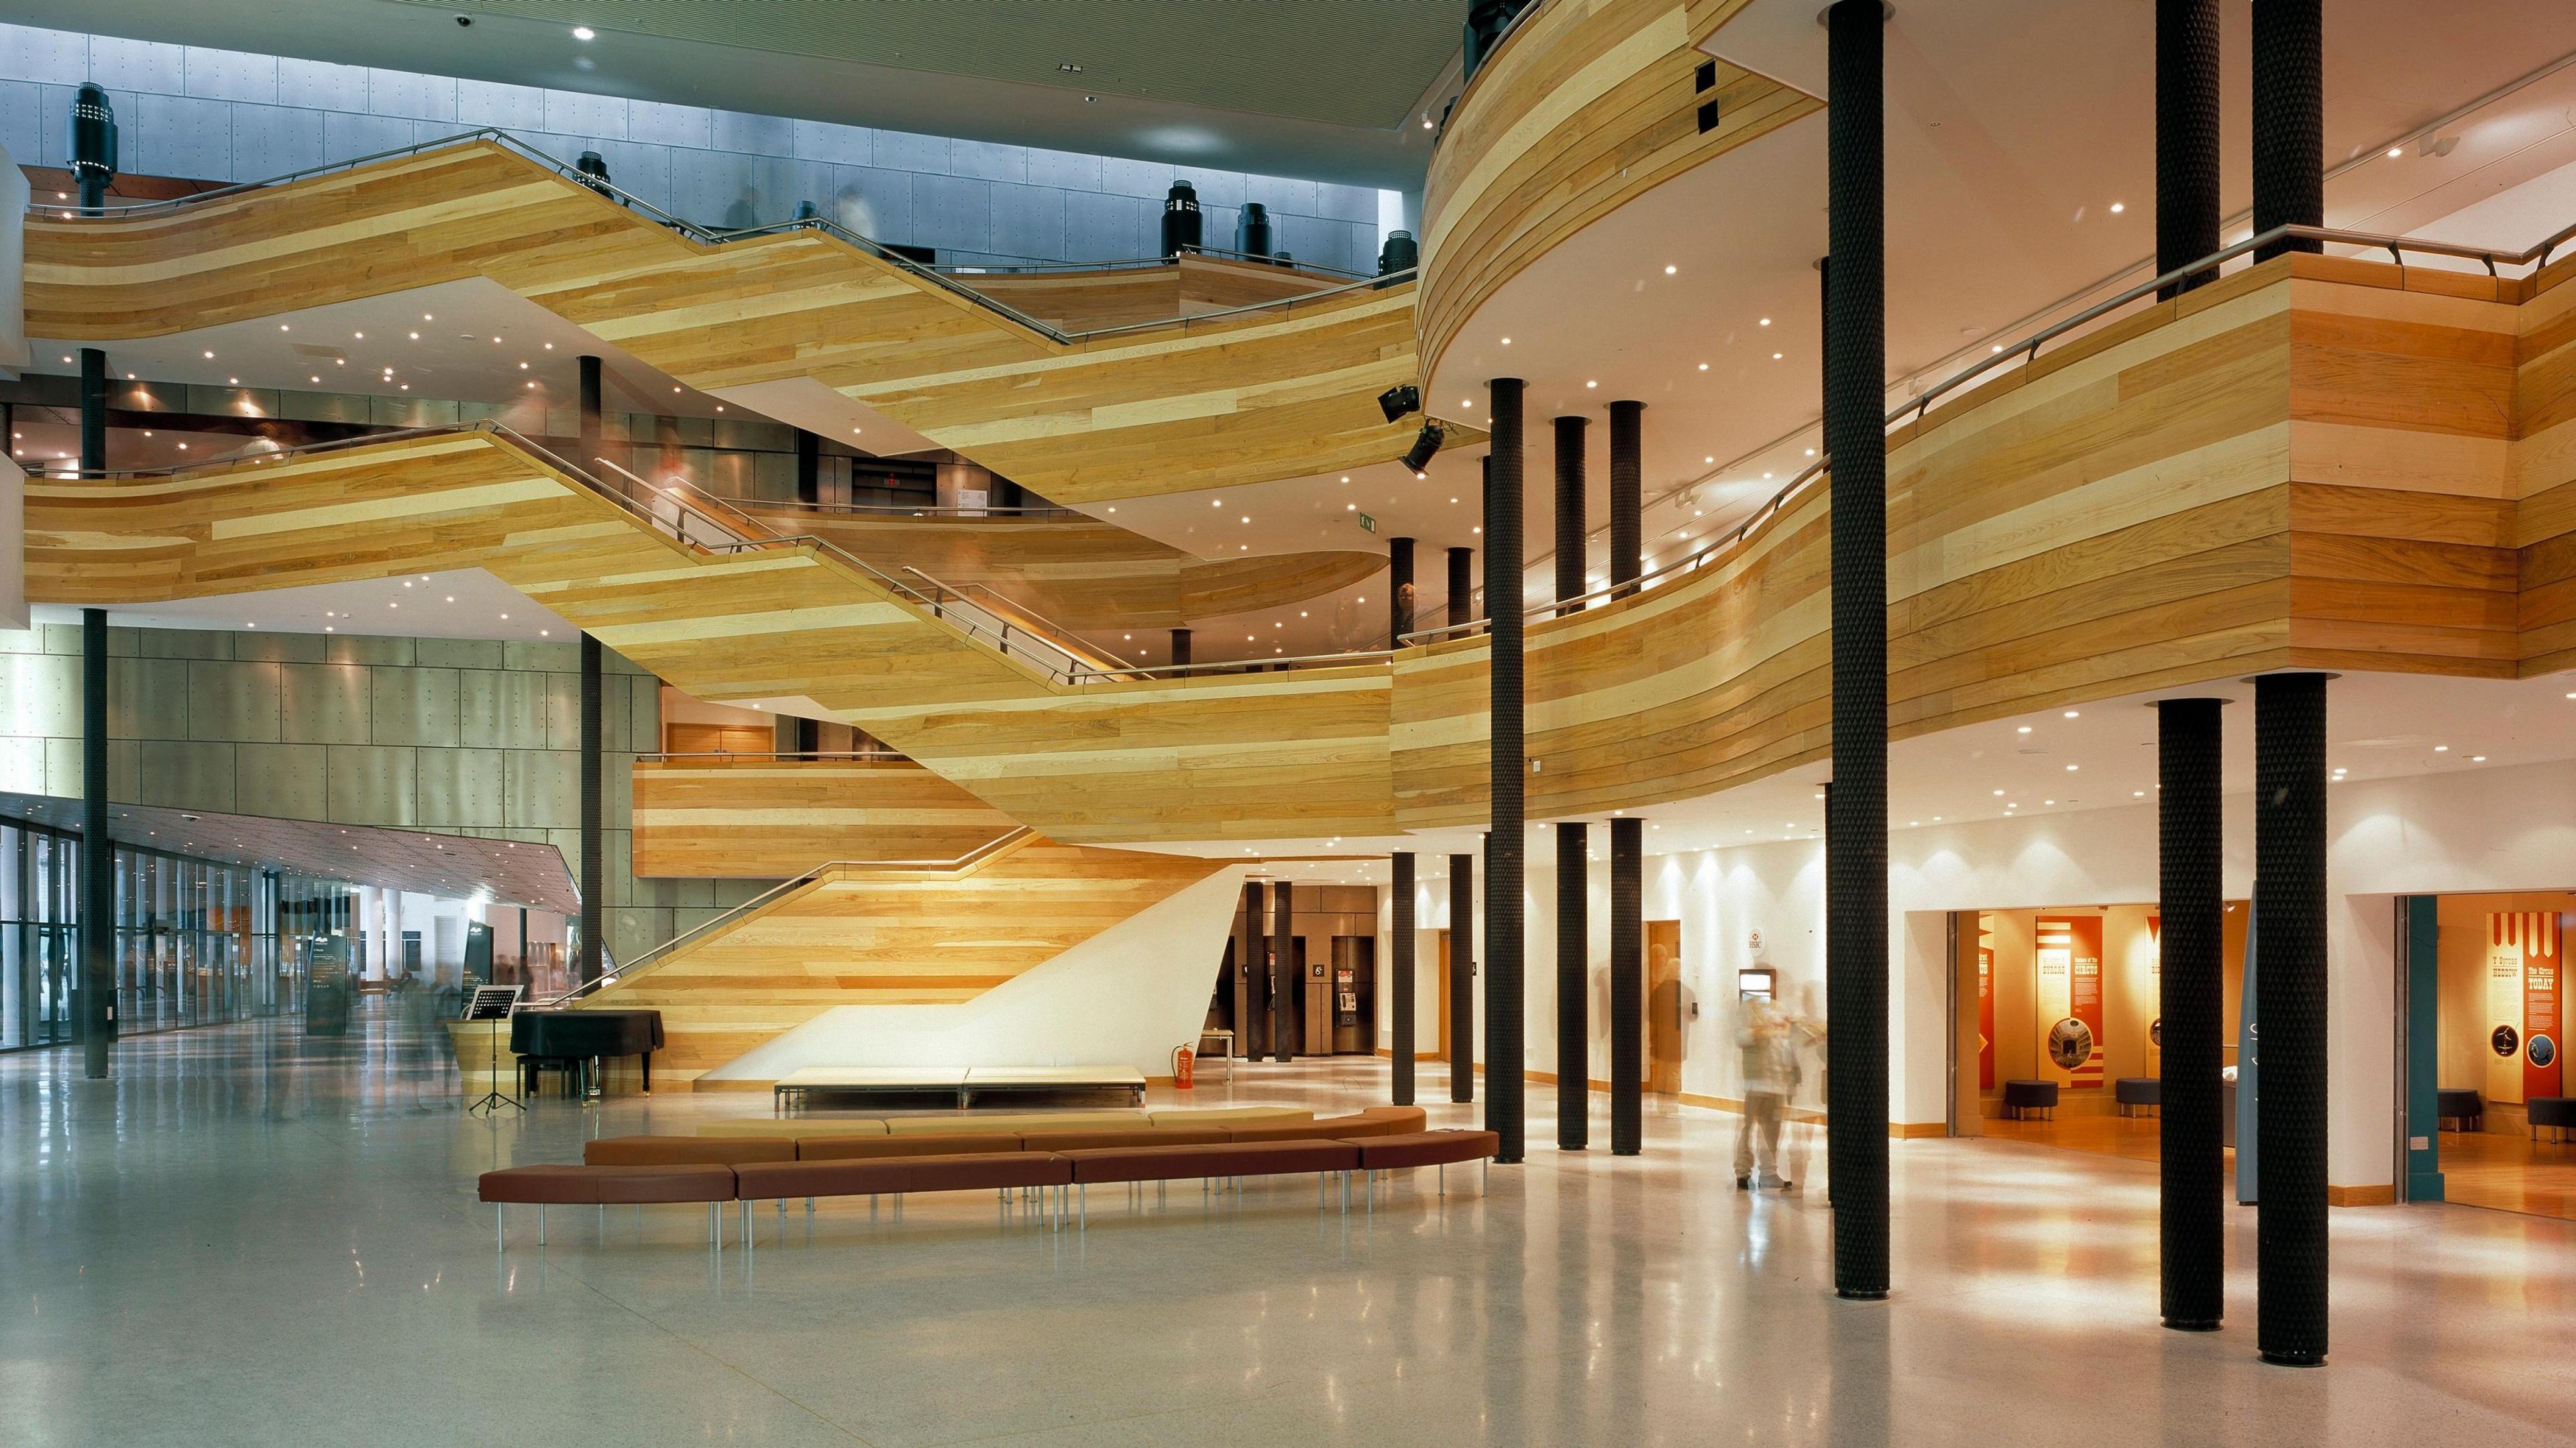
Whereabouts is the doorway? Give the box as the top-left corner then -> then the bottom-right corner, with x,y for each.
1647,920 -> 1682,1095
2404,890 -> 2576,1221
1435,930 -> 1452,1062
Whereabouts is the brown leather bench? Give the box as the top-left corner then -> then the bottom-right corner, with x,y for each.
1061,1139 -> 1364,1225
796,1132 -> 1027,1160
1355,1129 -> 1503,1203
737,1153 -> 1076,1236
584,1135 -> 795,1166
1020,1127 -> 1231,1152
480,1162 -> 736,1248
1227,1108 -> 1424,1142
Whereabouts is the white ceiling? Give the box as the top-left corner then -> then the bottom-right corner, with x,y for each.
0,789 -> 578,910
29,569 -> 575,643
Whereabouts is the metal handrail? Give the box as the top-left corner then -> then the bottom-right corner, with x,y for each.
33,127 -> 1403,348
900,567 -> 1138,672
544,827 -> 1033,1005
748,497 -> 1084,521
945,243 -> 1375,281
1415,215 -> 2576,644
637,750 -> 912,763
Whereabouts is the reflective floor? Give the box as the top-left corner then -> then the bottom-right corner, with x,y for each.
4,1007 -> 2573,1447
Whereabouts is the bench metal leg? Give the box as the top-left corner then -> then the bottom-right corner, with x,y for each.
1079,1182 -> 1087,1231
496,1205 -> 504,1251
537,1205 -> 545,1245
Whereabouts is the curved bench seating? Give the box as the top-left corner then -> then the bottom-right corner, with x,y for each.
499,1124 -> 1495,1248
2436,1089 -> 2483,1131
2531,1097 -> 2576,1142
2114,1078 -> 2159,1117
2002,1080 -> 2060,1121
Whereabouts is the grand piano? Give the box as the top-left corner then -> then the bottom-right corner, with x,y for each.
509,1009 -> 665,1097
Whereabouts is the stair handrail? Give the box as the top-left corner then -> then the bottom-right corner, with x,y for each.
898,567 -> 1142,674
1407,215 -> 2576,644
31,127 -> 1403,345
542,826 -> 1034,1006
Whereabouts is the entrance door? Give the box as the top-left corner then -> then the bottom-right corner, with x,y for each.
1647,920 -> 1682,1095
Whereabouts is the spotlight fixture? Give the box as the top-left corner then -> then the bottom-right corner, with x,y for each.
1399,422 -> 1446,474
1377,384 -> 1421,424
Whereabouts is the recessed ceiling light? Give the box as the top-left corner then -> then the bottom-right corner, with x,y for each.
572,25 -> 595,40
2108,202 -> 2125,213
2387,146 -> 2403,158
1500,337 -> 1511,345
1585,380 -> 1597,388
1663,264 -> 1676,275
2434,745 -> 2449,753
1697,362 -> 1708,371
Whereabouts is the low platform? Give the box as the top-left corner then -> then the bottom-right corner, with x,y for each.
773,1064 -> 1148,1113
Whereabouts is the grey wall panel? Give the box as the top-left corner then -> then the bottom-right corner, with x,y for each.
114,740 -> 237,812
609,907 -> 671,965
187,659 -> 280,742
235,743 -> 330,821
506,750 -> 579,829
325,745 -> 418,826
233,632 -> 327,664
415,638 -> 504,669
325,634 -> 413,667
0,626 -> 44,655
370,666 -> 460,747
279,663 -> 370,744
41,737 -> 78,797
541,671 -> 582,751
417,747 -> 507,828
0,653 -> 78,736
135,627 -> 233,659
605,753 -> 636,828
711,878 -> 784,908
504,640 -> 581,674
108,659 -> 192,740
0,736 -> 43,793
459,669 -> 547,750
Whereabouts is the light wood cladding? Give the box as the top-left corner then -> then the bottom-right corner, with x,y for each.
751,508 -> 1383,632
578,834 -> 1222,1082
631,759 -> 1020,877
963,253 -> 1362,331
1417,0 -> 1816,385
27,429 -> 1398,844
25,140 -> 1421,506
1396,252 -> 2576,825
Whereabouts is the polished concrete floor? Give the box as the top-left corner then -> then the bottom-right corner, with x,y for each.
5,1007 -> 2574,1447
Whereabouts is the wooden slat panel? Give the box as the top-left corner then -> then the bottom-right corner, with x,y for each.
26,140 -> 1419,505
631,759 -> 1019,877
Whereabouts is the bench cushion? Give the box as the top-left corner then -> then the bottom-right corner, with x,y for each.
697,1117 -> 890,1139
908,1152 -> 1073,1192
2114,1078 -> 2160,1106
2002,1080 -> 2060,1108
883,1111 -> 1142,1135
1355,1130 -> 1501,1170
586,1135 -> 795,1167
2531,1097 -> 2576,1129
1021,1127 -> 1231,1152
480,1163 -> 735,1205
2436,1089 -> 2483,1115
798,1132 -> 1026,1160
737,1158 -> 911,1201
1144,1105 -> 1311,1125
1065,1140 -> 1360,1184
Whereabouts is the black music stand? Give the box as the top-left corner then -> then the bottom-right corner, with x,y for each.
463,985 -> 525,1117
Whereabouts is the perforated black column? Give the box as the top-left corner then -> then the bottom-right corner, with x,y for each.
1389,537 -> 1416,645
1487,378 -> 1527,1164
1450,852 -> 1474,1103
1557,821 -> 1588,1149
1392,852 -> 1417,1103
1273,879 -> 1297,1062
1609,815 -> 1641,1154
1448,547 -> 1474,628
1170,628 -> 1191,677
2158,698 -> 2226,1330
1554,415 -> 1587,616
795,428 -> 820,504
578,355 -> 603,470
578,634 -> 604,986
2251,0 -> 2322,261
1608,402 -> 1642,599
1824,0 -> 1889,1302
2157,0 -> 2221,296
2256,672 -> 2328,1366
80,606 -> 109,1079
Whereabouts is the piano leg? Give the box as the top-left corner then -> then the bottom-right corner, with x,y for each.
642,1051 -> 652,1093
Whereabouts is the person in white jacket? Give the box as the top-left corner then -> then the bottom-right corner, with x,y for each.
1734,995 -> 1794,1190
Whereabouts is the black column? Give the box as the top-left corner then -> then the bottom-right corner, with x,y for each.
1447,546 -> 1474,628
1389,537 -> 1417,645
2255,672 -> 2329,1366
2251,0 -> 2322,261
1554,415 -> 1587,616
1392,851 -> 1416,1104
1825,0 -> 1889,1302
1487,377 -> 1527,1164
578,355 -> 604,471
1242,881 -> 1267,1058
1556,821 -> 1588,1150
1170,628 -> 1191,677
795,428 -> 820,504
1608,402 -> 1642,599
2158,0 -> 2222,296
80,607 -> 110,1079
1450,852 -> 1474,1103
1273,879 -> 1297,1062
578,634 -> 605,987
2157,698 -> 2226,1331
1609,815 -> 1642,1154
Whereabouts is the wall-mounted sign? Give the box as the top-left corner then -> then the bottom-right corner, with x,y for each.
2036,915 -> 2106,1088
1356,511 -> 1377,534
1976,922 -> 1995,1092
2486,911 -> 2563,1104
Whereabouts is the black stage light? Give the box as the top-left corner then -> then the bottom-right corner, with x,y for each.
1400,422 -> 1445,475
1378,384 -> 1421,423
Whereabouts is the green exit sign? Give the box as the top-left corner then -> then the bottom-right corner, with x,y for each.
1357,512 -> 1377,534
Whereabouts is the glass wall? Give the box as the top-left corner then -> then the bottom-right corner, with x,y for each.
0,814 -> 357,1053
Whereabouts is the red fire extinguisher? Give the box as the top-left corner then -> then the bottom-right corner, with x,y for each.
1173,1044 -> 1196,1090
